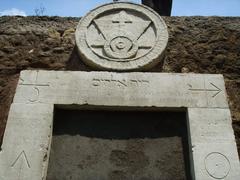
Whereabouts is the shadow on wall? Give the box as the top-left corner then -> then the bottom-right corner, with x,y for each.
49,109 -> 192,180
66,46 -> 91,71
53,109 -> 187,139
65,45 -> 165,72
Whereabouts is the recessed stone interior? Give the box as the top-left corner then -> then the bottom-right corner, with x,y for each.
46,108 -> 191,180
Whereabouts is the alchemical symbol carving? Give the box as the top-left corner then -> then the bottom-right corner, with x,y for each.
91,10 -> 151,61
188,82 -> 222,98
11,151 -> 30,180
19,71 -> 49,103
75,2 -> 168,71
204,152 -> 231,179
11,151 -> 30,168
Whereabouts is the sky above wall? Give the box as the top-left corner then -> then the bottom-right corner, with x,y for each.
0,0 -> 240,17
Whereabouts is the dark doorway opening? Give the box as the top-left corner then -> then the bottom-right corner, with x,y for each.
47,108 -> 191,180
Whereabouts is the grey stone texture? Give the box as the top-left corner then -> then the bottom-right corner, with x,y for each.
75,2 -> 168,71
1,16 -> 240,151
47,110 -> 188,179
0,70 -> 239,180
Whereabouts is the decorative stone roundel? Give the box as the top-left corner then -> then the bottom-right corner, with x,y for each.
75,2 -> 169,71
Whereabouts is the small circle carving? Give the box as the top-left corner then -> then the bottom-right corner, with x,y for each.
204,152 -> 231,179
104,35 -> 138,60
75,2 -> 168,71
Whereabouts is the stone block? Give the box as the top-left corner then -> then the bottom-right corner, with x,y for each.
13,70 -> 228,108
0,70 -> 239,180
188,108 -> 240,179
0,103 -> 53,180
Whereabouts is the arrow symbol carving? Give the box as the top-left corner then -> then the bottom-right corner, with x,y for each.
188,82 -> 222,98
11,151 -> 30,180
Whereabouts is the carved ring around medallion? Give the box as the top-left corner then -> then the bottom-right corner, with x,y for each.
75,2 -> 169,71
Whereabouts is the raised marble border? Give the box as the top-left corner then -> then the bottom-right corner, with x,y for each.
0,70 -> 239,180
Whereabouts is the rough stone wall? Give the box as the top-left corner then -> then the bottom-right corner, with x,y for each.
0,16 -> 240,155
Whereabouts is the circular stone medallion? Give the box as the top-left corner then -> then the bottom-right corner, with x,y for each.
75,2 -> 169,71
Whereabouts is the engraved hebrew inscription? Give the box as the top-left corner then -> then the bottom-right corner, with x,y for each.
204,152 -> 230,179
188,82 -> 222,98
75,2 -> 169,70
92,78 -> 149,88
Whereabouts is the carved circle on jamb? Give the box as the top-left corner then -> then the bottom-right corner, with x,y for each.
75,2 -> 169,71
204,152 -> 231,179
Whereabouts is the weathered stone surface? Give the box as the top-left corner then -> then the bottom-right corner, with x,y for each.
0,70 -> 239,180
75,2 -> 168,71
13,70 -> 228,108
0,103 -> 53,180
188,108 -> 240,179
47,110 -> 188,179
0,15 -> 240,163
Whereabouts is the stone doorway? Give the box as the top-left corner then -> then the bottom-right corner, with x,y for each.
46,109 -> 191,180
